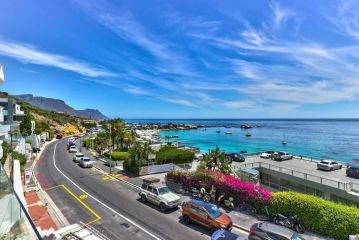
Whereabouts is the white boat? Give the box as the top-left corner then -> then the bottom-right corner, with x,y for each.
225,132 -> 232,135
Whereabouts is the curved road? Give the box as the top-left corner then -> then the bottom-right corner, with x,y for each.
35,139 -> 248,240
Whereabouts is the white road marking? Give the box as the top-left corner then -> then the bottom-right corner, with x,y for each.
52,142 -> 162,240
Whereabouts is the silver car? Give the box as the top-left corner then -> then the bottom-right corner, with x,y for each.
317,160 -> 342,171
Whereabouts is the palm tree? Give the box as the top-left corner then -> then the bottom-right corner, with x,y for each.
203,146 -> 232,174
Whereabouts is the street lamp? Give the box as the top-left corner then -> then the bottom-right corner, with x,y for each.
108,124 -> 112,175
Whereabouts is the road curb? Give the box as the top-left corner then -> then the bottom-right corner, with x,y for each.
30,138 -> 70,228
233,224 -> 250,233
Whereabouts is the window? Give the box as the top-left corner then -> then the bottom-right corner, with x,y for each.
147,186 -> 153,192
197,209 -> 208,218
141,184 -> 147,190
190,206 -> 200,213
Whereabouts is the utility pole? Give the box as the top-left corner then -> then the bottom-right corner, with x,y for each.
109,125 -> 112,175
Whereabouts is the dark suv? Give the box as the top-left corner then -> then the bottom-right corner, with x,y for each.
249,222 -> 305,240
347,166 -> 359,178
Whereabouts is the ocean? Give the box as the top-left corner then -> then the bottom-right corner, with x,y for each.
126,119 -> 359,163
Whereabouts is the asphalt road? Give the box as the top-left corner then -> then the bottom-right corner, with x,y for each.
35,139 -> 249,240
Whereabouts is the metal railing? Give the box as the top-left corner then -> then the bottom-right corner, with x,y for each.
233,162 -> 354,192
0,163 -> 42,239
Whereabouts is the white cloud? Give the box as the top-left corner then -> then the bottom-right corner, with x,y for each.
330,0 -> 359,40
241,27 -> 268,46
162,98 -> 197,107
269,1 -> 291,28
0,40 -> 114,77
124,85 -> 150,95
222,101 -> 256,109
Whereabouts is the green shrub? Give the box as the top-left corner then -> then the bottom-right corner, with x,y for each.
123,159 -> 139,175
1,141 -> 9,165
156,146 -> 194,164
270,192 -> 359,239
12,151 -> 27,167
111,151 -> 130,161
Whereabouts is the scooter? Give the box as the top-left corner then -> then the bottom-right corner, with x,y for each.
273,214 -> 305,233
191,187 -> 211,202
217,194 -> 235,209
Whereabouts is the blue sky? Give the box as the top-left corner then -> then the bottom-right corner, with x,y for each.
1,0 -> 359,118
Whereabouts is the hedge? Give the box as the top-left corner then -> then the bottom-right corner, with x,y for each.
123,159 -> 139,175
167,170 -> 272,207
156,146 -> 194,164
111,151 -> 130,161
1,141 -> 9,165
12,151 -> 27,167
270,192 -> 359,240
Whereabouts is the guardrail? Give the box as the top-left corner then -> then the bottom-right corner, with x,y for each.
233,162 -> 355,192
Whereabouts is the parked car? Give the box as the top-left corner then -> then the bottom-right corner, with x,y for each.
347,165 -> 359,178
211,229 -> 245,240
181,199 -> 232,232
68,145 -> 77,153
225,153 -> 245,163
139,178 -> 181,212
260,151 -> 276,159
79,157 -> 93,168
249,222 -> 305,240
317,160 -> 342,171
67,142 -> 76,150
273,152 -> 293,161
73,153 -> 85,163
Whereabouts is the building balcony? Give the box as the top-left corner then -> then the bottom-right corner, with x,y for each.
0,163 -> 41,239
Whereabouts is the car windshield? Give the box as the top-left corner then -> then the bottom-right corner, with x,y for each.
83,158 -> 91,162
203,204 -> 221,219
291,234 -> 305,240
320,161 -> 329,164
158,187 -> 170,195
77,154 -> 84,157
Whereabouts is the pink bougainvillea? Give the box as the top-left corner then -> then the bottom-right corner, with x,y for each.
166,170 -> 272,207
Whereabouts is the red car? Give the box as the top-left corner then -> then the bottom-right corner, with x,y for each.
182,199 -> 232,232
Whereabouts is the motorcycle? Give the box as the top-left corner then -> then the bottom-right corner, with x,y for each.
273,214 -> 305,233
217,194 -> 234,209
191,187 -> 211,202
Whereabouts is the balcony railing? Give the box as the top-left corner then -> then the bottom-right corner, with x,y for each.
0,163 -> 42,239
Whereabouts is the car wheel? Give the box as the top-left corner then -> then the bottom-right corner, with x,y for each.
159,203 -> 167,212
183,215 -> 191,225
330,167 -> 334,171
340,165 -> 343,169
209,227 -> 217,233
140,194 -> 147,203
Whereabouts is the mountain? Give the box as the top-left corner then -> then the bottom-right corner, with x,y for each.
16,94 -> 108,120
77,109 -> 108,120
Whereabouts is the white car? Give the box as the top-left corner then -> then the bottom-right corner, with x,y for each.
69,145 -> 77,153
260,151 -> 276,159
79,157 -> 93,168
139,182 -> 181,212
317,160 -> 342,171
73,153 -> 84,163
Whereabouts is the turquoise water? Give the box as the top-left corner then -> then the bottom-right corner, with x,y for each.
127,119 -> 359,163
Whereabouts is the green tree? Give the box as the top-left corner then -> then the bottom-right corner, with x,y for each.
203,146 -> 232,174
20,111 -> 32,136
94,132 -> 109,154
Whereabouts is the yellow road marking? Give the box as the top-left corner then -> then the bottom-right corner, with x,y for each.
47,184 -> 101,225
102,175 -> 111,181
80,194 -> 88,200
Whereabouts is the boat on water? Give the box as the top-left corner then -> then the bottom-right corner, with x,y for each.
225,132 -> 232,135
245,132 -> 252,137
282,134 -> 287,145
216,130 -> 221,133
